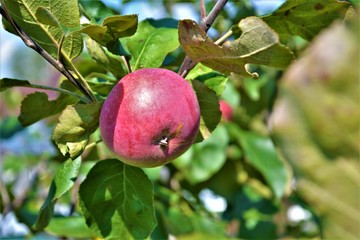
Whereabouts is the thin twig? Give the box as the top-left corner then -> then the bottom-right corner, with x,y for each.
0,178 -> 11,215
178,0 -> 228,77
0,3 -> 97,102
200,0 -> 206,19
200,0 -> 228,32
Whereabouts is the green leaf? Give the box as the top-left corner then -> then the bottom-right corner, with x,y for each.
186,64 -> 228,97
85,37 -> 128,79
34,157 -> 81,230
3,0 -> 83,60
173,125 -> 229,184
227,123 -> 288,199
79,0 -> 116,22
18,92 -> 79,127
35,6 -> 61,27
242,76 -> 269,101
262,0 -> 350,41
190,80 -> 221,142
178,18 -> 294,77
46,216 -> 96,238
122,20 -> 179,70
52,102 -> 102,159
79,159 -> 157,239
80,15 -> 138,46
0,78 -> 32,91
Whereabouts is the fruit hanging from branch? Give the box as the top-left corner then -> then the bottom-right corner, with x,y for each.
100,68 -> 200,168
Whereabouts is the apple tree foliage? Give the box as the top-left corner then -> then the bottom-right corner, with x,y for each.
0,0 -> 359,239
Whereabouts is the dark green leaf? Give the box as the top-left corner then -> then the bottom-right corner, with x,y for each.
186,64 -> 228,97
79,0 -> 117,22
18,92 -> 79,127
79,159 -> 157,239
35,158 -> 81,230
122,20 -> 179,70
190,80 -> 221,142
80,15 -> 138,46
262,0 -> 350,41
0,78 -> 32,91
227,123 -> 288,199
173,125 -> 229,184
52,102 -> 102,159
3,0 -> 83,60
178,18 -> 294,77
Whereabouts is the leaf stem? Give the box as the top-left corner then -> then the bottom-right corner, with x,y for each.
215,29 -> 233,45
0,2 -> 97,103
85,139 -> 103,151
178,0 -> 228,77
24,82 -> 91,103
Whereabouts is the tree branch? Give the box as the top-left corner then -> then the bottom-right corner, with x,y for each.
178,0 -> 228,77
200,0 -> 206,19
0,3 -> 97,102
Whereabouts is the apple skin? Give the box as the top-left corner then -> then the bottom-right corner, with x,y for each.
100,68 -> 200,168
219,100 -> 233,121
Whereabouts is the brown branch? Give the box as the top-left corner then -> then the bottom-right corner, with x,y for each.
0,3 -> 96,103
178,0 -> 228,77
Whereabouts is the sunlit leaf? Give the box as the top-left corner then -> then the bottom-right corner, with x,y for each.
122,20 -> 179,70
186,64 -> 228,97
178,18 -> 294,78
46,216 -> 96,238
34,157 -> 81,230
3,0 -> 83,60
52,102 -> 102,159
262,0 -> 350,41
79,159 -> 157,239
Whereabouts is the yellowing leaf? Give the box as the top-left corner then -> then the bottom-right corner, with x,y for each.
18,92 -> 79,127
178,17 -> 294,78
52,102 -> 102,159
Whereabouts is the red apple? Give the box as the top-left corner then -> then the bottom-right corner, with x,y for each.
100,68 -> 200,167
219,100 -> 233,121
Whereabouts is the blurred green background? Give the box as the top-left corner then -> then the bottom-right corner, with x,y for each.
1,0 -> 359,239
